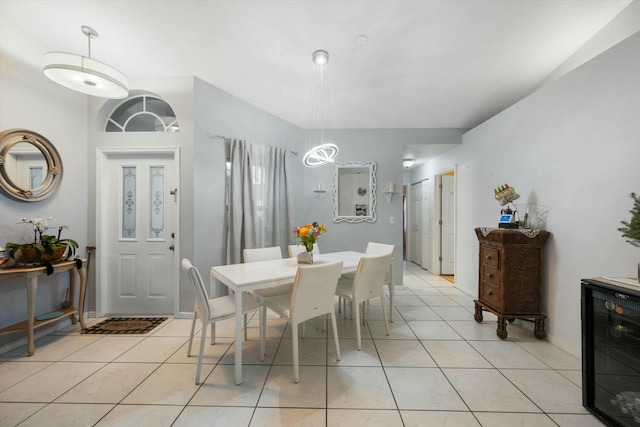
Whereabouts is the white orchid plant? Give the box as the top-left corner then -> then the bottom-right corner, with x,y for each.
6,217 -> 78,264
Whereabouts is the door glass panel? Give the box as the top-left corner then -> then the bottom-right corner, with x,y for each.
149,166 -> 165,239
122,166 -> 136,238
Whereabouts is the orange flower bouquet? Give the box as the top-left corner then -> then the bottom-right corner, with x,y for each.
293,222 -> 326,253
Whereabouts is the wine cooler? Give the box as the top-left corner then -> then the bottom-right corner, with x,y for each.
582,278 -> 640,427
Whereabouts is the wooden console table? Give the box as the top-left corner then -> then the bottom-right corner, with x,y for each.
473,228 -> 550,339
0,259 -> 87,355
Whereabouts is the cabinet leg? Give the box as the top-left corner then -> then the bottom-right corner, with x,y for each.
496,317 -> 508,339
534,318 -> 546,339
474,301 -> 483,322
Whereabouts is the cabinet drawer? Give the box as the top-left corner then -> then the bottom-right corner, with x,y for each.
481,265 -> 499,286
480,246 -> 499,268
480,281 -> 500,307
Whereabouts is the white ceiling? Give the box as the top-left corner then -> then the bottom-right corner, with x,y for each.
0,0 -> 635,160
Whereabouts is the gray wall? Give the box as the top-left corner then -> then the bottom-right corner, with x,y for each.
189,82 -> 458,295
0,15 -> 89,347
191,78 -> 305,305
304,128 -> 462,286
411,31 -> 640,356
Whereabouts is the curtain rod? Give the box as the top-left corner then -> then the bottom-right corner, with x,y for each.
208,133 -> 298,156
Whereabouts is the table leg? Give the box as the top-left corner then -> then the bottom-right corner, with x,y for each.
77,262 -> 87,329
234,289 -> 243,385
389,264 -> 394,322
68,268 -> 77,325
25,274 -> 38,356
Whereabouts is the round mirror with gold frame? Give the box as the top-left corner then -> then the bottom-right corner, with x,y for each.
0,129 -> 63,202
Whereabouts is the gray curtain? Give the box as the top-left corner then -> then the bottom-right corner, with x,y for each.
226,139 -> 293,265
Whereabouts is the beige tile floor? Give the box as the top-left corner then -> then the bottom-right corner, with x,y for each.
0,264 -> 604,427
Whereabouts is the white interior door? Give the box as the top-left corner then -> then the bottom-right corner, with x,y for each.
420,180 -> 431,270
99,150 -> 178,316
411,182 -> 422,265
441,173 -> 455,275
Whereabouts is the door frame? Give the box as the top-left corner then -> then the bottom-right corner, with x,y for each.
433,166 -> 457,277
96,147 -> 181,317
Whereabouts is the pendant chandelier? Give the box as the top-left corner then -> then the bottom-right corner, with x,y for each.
43,26 -> 129,99
303,49 -> 338,168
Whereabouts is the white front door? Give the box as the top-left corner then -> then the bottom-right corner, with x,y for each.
98,150 -> 179,316
441,174 -> 455,275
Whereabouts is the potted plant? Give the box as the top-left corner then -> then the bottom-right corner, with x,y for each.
618,192 -> 640,282
5,217 -> 78,265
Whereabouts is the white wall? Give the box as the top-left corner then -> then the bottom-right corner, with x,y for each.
413,31 -> 640,356
0,15 -> 88,346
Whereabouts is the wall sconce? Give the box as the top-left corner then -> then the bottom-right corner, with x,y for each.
403,159 -> 415,168
313,182 -> 326,197
383,181 -> 397,203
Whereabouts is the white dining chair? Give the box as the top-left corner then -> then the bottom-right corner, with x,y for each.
335,252 -> 394,350
243,246 -> 283,263
287,243 -> 320,258
182,258 -> 265,385
263,260 -> 343,383
242,247 -> 294,301
243,246 -> 294,331
288,243 -> 342,321
341,242 -> 395,315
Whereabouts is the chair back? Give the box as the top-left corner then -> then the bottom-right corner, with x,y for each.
352,253 -> 394,302
290,261 -> 343,323
288,244 -> 320,257
365,242 -> 395,256
365,242 -> 395,283
243,246 -> 283,263
182,258 -> 210,321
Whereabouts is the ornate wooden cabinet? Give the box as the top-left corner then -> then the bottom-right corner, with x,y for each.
473,228 -> 550,339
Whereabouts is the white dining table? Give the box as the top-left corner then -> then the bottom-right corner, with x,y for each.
210,250 -> 395,385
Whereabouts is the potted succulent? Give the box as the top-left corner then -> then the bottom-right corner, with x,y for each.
618,193 -> 640,282
5,217 -> 78,265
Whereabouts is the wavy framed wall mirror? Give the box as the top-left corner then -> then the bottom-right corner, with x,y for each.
332,161 -> 377,223
0,129 -> 63,202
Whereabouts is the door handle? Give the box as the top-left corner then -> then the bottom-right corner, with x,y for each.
169,245 -> 175,251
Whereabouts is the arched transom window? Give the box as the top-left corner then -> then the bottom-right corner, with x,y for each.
106,95 -> 179,132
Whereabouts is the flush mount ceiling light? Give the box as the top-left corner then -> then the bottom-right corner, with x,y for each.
43,26 -> 129,99
303,50 -> 338,168
403,159 -> 415,168
312,49 -> 329,66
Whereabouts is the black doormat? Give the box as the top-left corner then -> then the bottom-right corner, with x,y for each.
81,317 -> 168,334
